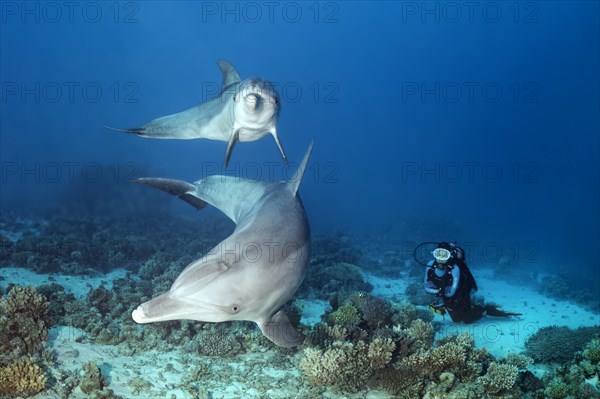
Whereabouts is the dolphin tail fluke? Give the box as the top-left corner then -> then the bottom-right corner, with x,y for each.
272,130 -> 288,164
217,60 -> 241,87
104,125 -> 147,136
136,177 -> 207,210
258,309 -> 304,348
287,140 -> 314,196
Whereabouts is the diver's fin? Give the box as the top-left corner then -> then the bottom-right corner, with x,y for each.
287,141 -> 314,196
271,129 -> 288,164
136,178 -> 208,210
217,60 -> 241,88
104,125 -> 147,136
258,309 -> 304,348
485,305 -> 522,318
224,130 -> 240,168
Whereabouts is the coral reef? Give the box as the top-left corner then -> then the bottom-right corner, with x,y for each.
538,337 -> 600,399
298,337 -> 395,392
503,352 -> 534,369
1,205 -> 232,275
299,262 -> 373,300
327,304 -> 361,329
311,233 -> 363,266
525,325 -> 600,363
477,361 -> 519,395
79,361 -> 107,394
0,285 -> 52,364
185,324 -> 242,357
583,338 -> 600,364
405,281 -> 433,306
0,357 -> 47,398
360,296 -> 394,330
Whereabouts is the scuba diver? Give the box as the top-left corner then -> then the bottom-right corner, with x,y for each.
421,242 -> 521,323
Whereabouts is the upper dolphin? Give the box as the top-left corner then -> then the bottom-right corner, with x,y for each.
109,60 -> 286,167
131,142 -> 314,347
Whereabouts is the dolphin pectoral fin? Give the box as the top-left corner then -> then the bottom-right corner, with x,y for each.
258,309 -> 304,348
104,125 -> 147,136
271,130 -> 288,164
136,177 -> 208,210
217,60 -> 241,88
224,130 -> 240,168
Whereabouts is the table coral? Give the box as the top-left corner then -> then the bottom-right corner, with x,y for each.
525,325 -> 600,364
0,357 -> 47,398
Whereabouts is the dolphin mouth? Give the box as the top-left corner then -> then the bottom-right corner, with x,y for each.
131,294 -> 238,324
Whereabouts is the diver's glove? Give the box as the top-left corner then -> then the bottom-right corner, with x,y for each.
429,302 -> 446,316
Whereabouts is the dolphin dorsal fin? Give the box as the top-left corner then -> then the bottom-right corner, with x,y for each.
287,141 -> 314,196
217,60 -> 241,88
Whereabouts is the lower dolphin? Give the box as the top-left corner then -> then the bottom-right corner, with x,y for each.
131,142 -> 314,347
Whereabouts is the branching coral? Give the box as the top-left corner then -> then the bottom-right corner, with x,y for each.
477,361 -> 519,395
194,324 -> 240,357
398,332 -> 474,380
405,319 -> 435,349
583,338 -> 600,364
503,352 -> 533,370
299,338 -> 395,392
326,304 -> 361,328
373,366 -> 423,397
0,286 -> 52,363
360,297 -> 394,330
367,337 -> 395,369
0,357 -> 47,398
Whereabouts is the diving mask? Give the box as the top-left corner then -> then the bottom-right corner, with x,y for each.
433,247 -> 451,263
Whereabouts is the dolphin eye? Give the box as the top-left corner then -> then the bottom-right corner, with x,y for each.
231,305 -> 240,313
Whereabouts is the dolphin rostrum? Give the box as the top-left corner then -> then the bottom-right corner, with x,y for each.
107,60 -> 286,167
131,142 -> 313,347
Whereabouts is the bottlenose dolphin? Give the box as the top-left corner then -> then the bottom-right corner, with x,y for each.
107,60 -> 286,167
131,142 -> 313,347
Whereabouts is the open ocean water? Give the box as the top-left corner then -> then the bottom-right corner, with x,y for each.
0,2 -> 599,398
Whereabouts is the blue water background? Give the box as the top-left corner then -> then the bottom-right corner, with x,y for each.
1,2 -> 598,289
